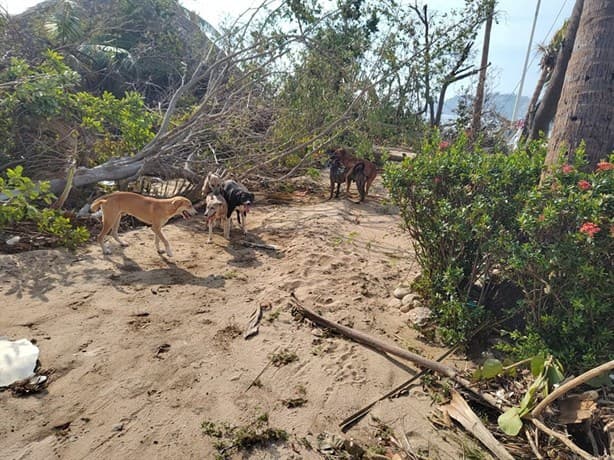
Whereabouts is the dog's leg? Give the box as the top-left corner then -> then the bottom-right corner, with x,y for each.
329,180 -> 334,200
223,217 -> 230,240
207,220 -> 213,243
358,176 -> 366,202
235,209 -> 243,233
153,225 -> 173,257
236,208 -> 247,234
110,216 -> 128,247
366,173 -> 376,195
97,213 -> 115,255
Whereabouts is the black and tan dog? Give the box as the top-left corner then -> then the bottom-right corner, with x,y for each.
329,147 -> 377,197
222,179 -> 255,234
328,157 -> 348,199
348,162 -> 367,202
202,172 -> 255,234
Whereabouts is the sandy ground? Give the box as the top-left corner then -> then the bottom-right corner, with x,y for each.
1,178 -> 475,459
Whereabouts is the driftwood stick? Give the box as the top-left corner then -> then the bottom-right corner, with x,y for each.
531,418 -> 597,460
290,293 -> 500,409
340,343 -> 458,432
245,347 -> 279,392
532,360 -> 614,418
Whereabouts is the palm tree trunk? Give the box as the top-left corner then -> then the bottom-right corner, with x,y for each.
546,0 -> 614,169
530,0 -> 583,140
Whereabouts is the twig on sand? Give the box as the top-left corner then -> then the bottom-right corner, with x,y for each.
245,347 -> 279,392
340,345 -> 457,432
290,293 -> 500,409
341,320 -> 497,432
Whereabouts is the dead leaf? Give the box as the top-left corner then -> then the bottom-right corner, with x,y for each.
440,390 -> 514,460
558,390 -> 599,424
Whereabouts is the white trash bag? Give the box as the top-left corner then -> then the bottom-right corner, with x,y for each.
0,338 -> 40,387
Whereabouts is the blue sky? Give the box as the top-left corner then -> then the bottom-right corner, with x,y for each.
3,0 -> 573,97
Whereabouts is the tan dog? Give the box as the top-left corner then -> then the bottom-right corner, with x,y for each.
331,147 -> 378,196
202,171 -> 224,196
204,192 -> 229,243
90,191 -> 196,256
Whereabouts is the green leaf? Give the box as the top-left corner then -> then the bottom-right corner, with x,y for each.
530,354 -> 545,377
546,365 -> 565,387
498,407 -> 523,436
586,373 -> 613,388
481,358 -> 503,379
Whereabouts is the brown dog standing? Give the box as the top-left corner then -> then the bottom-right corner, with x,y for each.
90,191 -> 196,256
330,148 -> 377,197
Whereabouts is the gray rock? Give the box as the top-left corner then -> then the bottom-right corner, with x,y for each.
401,293 -> 419,306
111,423 -> 124,432
408,307 -> 432,327
393,286 -> 412,299
387,298 -> 401,309
400,304 -> 411,313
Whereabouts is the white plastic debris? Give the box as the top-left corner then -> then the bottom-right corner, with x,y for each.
0,339 -> 40,387
5,236 -> 20,246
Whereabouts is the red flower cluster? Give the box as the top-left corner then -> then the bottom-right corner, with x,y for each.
578,180 -> 592,190
579,222 -> 601,237
596,161 -> 614,172
439,141 -> 451,150
562,164 -> 574,174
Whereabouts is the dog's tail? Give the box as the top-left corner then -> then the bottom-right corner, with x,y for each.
90,196 -> 108,212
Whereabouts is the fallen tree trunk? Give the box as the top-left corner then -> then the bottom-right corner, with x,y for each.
49,157 -> 144,195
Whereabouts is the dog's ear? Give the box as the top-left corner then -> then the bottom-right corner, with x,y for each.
171,197 -> 185,209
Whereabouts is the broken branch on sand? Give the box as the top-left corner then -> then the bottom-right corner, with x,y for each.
289,293 -> 500,410
340,344 -> 458,432
341,319 -> 499,432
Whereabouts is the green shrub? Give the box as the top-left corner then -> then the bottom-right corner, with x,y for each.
384,132 -> 612,372
502,154 -> 613,370
0,166 -> 90,249
383,134 -> 544,344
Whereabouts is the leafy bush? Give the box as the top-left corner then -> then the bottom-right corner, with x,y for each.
501,154 -> 613,370
74,90 -> 157,162
0,51 -> 159,171
384,133 -> 612,371
0,166 -> 89,249
383,134 -> 545,344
